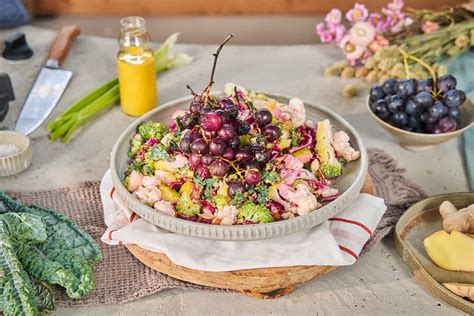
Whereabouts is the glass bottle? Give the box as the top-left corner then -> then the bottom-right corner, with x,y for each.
117,16 -> 157,116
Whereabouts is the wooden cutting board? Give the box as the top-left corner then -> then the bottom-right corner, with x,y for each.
126,175 -> 375,299
394,192 -> 474,314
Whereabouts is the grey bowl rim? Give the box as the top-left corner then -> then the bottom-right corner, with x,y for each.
110,91 -> 368,240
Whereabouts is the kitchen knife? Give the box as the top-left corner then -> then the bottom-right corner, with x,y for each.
15,25 -> 80,135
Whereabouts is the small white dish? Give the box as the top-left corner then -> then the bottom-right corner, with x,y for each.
0,131 -> 32,177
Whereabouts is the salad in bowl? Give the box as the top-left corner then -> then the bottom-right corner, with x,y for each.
122,82 -> 360,225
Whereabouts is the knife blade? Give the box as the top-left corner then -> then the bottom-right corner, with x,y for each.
15,25 -> 80,135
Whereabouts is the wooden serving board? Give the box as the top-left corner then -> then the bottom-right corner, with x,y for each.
394,192 -> 474,314
126,175 -> 375,299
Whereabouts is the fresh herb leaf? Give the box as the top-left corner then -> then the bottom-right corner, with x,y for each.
247,186 -> 269,205
338,157 -> 348,167
125,160 -> 145,176
175,117 -> 184,134
194,177 -> 220,200
291,128 -> 299,147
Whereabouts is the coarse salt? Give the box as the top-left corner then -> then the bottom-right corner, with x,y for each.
0,144 -> 20,157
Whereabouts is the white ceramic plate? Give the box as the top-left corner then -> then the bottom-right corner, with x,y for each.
110,92 -> 368,240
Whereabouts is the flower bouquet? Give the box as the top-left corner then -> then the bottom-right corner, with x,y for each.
317,1 -> 474,88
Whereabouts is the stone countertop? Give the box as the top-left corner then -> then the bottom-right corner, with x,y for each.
0,26 -> 468,315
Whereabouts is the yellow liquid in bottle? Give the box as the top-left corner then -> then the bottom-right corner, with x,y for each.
117,47 -> 157,116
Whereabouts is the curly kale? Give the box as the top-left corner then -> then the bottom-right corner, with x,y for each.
231,192 -> 245,206
148,144 -> 170,161
137,121 -> 168,141
0,217 -> 42,316
262,170 -> 280,185
237,201 -> 273,224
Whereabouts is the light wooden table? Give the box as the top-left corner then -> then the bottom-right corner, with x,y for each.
1,26 -> 468,315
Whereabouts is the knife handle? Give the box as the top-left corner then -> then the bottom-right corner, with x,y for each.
48,25 -> 81,66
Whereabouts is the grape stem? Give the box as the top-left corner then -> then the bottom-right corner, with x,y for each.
398,47 -> 438,95
219,156 -> 245,180
203,34 -> 234,106
187,85 -> 198,96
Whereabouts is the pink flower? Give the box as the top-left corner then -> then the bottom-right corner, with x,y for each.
369,34 -> 389,53
421,21 -> 440,34
316,22 -> 325,34
382,8 -> 404,27
319,30 -> 334,43
328,23 -> 346,43
349,22 -> 376,47
316,22 -> 346,44
325,8 -> 342,25
369,13 -> 387,32
339,35 -> 366,61
387,0 -> 404,11
346,3 -> 369,23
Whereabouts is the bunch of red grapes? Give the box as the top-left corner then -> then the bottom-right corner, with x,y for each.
178,95 -> 282,197
369,74 -> 466,134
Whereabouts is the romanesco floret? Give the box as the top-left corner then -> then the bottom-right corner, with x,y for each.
129,136 -> 143,158
138,122 -> 168,141
237,202 -> 273,224
316,119 -> 342,178
176,192 -> 201,217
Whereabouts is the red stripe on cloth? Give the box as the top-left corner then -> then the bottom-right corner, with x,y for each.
329,217 -> 372,236
110,187 -> 116,200
129,212 -> 136,223
339,245 -> 358,260
108,230 -> 114,241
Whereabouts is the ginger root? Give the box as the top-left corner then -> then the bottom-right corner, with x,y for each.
439,201 -> 474,234
443,283 -> 474,302
423,230 -> 474,272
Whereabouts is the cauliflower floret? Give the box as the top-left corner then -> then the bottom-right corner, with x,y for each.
224,82 -> 248,96
310,159 -> 320,173
283,155 -> 304,170
216,205 -> 238,225
142,175 -> 160,188
280,168 -> 316,185
154,200 -> 175,216
332,131 -> 360,161
321,186 -> 339,198
281,97 -> 306,128
128,170 -> 143,192
269,183 -> 319,216
133,186 -> 161,206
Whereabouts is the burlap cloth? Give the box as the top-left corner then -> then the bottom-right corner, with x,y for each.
7,148 -> 425,307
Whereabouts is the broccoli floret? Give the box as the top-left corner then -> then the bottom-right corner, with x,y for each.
176,192 -> 201,217
321,165 -> 342,178
137,121 -> 168,141
316,119 -> 342,178
237,201 -> 273,224
129,136 -> 143,158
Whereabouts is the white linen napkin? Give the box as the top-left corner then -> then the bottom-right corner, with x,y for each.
100,170 -> 386,272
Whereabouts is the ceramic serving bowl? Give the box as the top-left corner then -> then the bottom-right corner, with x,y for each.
0,131 -> 32,177
367,97 -> 474,151
110,92 -> 368,240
